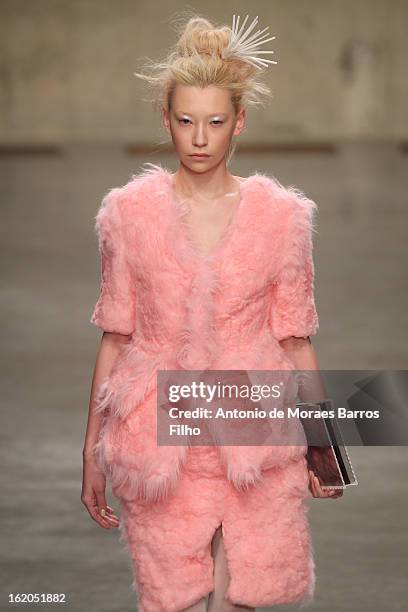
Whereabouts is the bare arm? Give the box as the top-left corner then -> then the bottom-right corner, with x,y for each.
280,336 -> 343,498
81,331 -> 130,529
279,336 -> 329,403
83,331 -> 130,461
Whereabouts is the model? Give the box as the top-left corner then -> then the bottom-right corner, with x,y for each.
81,13 -> 343,612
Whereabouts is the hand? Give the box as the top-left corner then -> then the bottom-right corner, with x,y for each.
81,455 -> 120,529
308,470 -> 344,499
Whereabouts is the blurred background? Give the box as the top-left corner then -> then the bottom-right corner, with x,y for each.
1,1 -> 407,611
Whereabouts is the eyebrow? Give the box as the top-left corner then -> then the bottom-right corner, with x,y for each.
175,111 -> 228,117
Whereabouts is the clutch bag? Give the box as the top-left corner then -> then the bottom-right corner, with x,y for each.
297,400 -> 358,489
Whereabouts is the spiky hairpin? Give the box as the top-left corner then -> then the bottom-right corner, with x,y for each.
222,14 -> 277,70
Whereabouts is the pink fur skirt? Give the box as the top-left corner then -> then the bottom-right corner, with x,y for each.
115,446 -> 315,612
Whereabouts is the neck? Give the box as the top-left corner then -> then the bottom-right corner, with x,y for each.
172,162 -> 239,203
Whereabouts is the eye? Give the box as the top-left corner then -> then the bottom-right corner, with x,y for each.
177,118 -> 224,126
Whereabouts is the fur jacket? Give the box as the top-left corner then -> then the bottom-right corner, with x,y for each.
90,163 -> 319,503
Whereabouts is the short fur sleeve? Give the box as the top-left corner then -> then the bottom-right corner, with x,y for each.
269,188 -> 319,341
90,187 -> 137,335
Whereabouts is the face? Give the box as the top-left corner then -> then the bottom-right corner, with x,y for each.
162,84 -> 245,171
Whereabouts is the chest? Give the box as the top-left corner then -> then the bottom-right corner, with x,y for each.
175,191 -> 242,259
126,179 -> 286,298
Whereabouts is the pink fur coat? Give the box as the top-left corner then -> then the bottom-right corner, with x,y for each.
90,164 -> 319,504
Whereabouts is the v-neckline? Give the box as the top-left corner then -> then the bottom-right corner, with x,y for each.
164,168 -> 250,264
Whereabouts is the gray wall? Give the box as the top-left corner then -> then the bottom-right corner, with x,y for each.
0,0 -> 406,144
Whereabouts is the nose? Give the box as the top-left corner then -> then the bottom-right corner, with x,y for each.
192,124 -> 208,147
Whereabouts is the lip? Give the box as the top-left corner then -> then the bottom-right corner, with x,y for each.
190,154 -> 210,158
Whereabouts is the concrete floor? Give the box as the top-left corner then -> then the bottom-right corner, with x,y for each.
1,144 -> 407,611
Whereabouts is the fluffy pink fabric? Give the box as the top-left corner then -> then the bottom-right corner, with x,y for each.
90,164 -> 319,503
90,164 -> 320,609
118,447 -> 315,612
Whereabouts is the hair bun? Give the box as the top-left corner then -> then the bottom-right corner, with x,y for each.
176,17 -> 229,59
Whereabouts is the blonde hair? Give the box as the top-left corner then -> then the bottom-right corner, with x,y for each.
133,13 -> 274,165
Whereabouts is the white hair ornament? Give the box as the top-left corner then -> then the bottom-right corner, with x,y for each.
222,14 -> 277,70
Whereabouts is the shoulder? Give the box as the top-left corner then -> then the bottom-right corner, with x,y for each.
95,164 -> 165,230
247,172 -> 318,236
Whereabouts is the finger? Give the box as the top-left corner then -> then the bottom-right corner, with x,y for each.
316,477 -> 331,496
94,514 -> 112,529
104,512 -> 120,524
309,472 -> 318,497
86,502 -> 112,529
308,470 -> 316,486
317,479 -> 331,496
326,486 -> 341,496
95,491 -> 108,518
102,503 -> 120,523
105,506 -> 120,519
313,475 -> 324,496
325,487 -> 340,498
314,475 -> 331,498
309,471 -> 318,497
82,496 -> 109,525
90,499 -> 112,527
82,489 -> 113,528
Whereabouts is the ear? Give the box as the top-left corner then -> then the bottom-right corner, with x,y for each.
162,107 -> 171,134
233,106 -> 246,136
